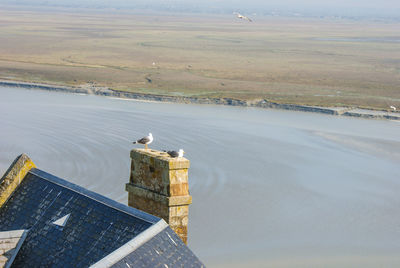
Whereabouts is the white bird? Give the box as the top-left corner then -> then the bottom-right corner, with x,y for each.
133,133 -> 153,149
166,149 -> 185,158
233,12 -> 253,22
390,105 -> 396,111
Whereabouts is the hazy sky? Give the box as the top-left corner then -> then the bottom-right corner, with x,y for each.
3,0 -> 400,17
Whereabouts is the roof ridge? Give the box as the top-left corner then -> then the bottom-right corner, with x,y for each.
90,220 -> 168,267
0,154 -> 36,208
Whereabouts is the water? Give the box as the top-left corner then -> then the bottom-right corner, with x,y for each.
313,37 -> 400,43
1,86 -> 400,267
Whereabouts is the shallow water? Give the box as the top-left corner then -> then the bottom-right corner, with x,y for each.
1,87 -> 400,267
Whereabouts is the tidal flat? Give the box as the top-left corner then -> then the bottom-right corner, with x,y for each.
0,7 -> 399,110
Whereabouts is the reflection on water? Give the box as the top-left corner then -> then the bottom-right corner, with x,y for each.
1,87 -> 400,267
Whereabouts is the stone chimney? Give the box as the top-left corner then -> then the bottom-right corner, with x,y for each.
126,149 -> 192,244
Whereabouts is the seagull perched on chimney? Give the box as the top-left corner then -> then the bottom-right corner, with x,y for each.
166,149 -> 185,158
133,133 -> 153,149
233,12 -> 253,22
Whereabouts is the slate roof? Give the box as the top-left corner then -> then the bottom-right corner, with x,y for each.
111,228 -> 204,268
0,168 -> 204,267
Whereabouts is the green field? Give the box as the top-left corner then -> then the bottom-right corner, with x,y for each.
0,7 -> 399,109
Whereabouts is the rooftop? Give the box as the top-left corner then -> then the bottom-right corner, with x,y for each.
0,154 -> 204,267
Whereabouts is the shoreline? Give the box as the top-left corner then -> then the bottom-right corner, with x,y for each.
1,80 -> 399,121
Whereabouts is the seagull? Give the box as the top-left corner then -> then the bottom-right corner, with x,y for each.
166,149 -> 185,158
233,12 -> 253,22
390,105 -> 396,111
133,133 -> 153,149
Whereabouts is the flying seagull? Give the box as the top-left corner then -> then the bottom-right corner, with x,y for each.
166,149 -> 185,158
390,105 -> 396,111
133,133 -> 153,149
233,12 -> 253,22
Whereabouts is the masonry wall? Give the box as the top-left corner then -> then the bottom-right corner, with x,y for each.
0,154 -> 36,207
126,149 -> 192,244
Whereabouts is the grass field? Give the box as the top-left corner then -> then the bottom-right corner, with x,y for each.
0,7 -> 399,109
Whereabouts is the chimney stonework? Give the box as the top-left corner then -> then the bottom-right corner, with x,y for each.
126,149 -> 192,244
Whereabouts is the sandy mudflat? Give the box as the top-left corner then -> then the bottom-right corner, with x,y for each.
1,80 -> 399,121
0,8 -> 399,110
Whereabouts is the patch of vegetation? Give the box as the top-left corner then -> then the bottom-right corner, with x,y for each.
0,8 -> 399,110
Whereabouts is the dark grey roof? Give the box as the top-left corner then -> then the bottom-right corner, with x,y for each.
111,227 -> 204,268
0,168 -> 204,267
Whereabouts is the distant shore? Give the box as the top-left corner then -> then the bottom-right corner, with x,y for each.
1,80 -> 399,121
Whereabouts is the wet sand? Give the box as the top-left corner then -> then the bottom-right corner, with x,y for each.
1,86 -> 400,267
1,80 -> 399,121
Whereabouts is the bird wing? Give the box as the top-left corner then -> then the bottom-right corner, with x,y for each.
137,136 -> 151,144
167,151 -> 179,157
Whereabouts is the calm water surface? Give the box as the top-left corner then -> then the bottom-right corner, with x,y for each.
1,87 -> 400,267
